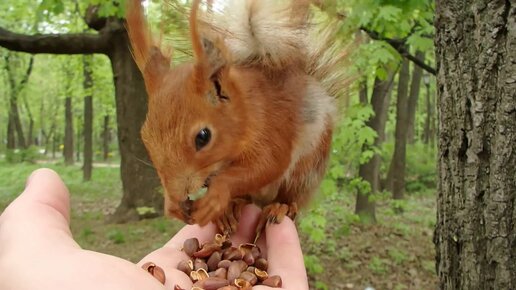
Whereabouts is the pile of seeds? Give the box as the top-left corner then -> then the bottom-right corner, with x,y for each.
175,233 -> 282,290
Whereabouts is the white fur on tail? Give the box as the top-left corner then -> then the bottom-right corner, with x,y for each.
207,0 -> 309,68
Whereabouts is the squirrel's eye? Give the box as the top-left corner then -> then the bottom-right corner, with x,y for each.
195,128 -> 211,151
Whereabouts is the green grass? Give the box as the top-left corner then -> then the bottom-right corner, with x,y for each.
0,160 -> 121,208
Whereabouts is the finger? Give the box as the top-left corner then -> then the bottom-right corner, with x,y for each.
264,217 -> 308,290
3,168 -> 70,222
228,204 -> 261,246
0,169 -> 77,249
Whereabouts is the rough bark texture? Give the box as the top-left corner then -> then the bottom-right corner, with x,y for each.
0,18 -> 162,222
407,51 -> 425,143
434,1 -> 515,289
386,58 -> 411,200
83,55 -> 93,181
63,97 -> 74,166
355,69 -> 397,223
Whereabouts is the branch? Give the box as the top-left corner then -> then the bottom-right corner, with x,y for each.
309,1 -> 437,76
361,27 -> 436,75
0,27 -> 110,55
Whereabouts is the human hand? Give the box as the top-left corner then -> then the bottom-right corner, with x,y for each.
0,169 -> 308,290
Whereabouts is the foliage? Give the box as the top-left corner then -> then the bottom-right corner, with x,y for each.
5,146 -> 41,163
381,142 -> 437,195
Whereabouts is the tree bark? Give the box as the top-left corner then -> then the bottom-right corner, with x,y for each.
0,19 -> 162,221
103,114 -> 110,161
83,55 -> 93,181
63,97 -> 74,166
407,51 -> 425,143
107,23 -> 162,221
355,68 -> 397,223
385,58 -> 410,200
6,114 -> 15,150
434,1 -> 515,289
21,93 -> 35,147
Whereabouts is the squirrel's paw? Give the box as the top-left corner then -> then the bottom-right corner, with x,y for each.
214,198 -> 248,236
254,202 -> 298,243
191,189 -> 230,226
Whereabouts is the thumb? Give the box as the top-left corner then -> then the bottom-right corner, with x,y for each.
0,168 -> 77,249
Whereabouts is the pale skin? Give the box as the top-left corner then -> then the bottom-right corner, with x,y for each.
0,169 -> 309,290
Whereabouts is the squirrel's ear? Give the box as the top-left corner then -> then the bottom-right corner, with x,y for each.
202,37 -> 227,79
126,0 -> 171,96
190,0 -> 228,80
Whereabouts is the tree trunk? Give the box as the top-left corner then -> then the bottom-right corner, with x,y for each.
7,113 -> 15,150
76,125 -> 81,162
108,22 -> 162,222
406,51 -> 425,143
355,68 -> 397,223
4,53 -> 33,150
434,1 -> 515,289
21,94 -> 34,147
385,58 -> 410,200
9,97 -> 26,149
27,119 -> 34,147
52,134 -> 57,159
63,97 -> 74,166
423,81 -> 432,144
83,55 -> 93,181
103,114 -> 110,161
378,76 -> 395,143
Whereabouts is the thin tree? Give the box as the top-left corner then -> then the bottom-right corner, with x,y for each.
355,67 -> 397,223
385,58 -> 411,200
406,51 -> 425,143
82,54 -> 93,181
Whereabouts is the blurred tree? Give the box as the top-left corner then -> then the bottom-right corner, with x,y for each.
0,1 -> 161,221
355,66 -> 397,222
385,58 -> 410,200
63,95 -> 74,165
407,51 -> 425,143
434,0 -> 515,289
3,52 -> 34,150
82,54 -> 93,181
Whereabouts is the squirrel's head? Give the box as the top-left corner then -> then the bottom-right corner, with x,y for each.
126,0 -> 247,222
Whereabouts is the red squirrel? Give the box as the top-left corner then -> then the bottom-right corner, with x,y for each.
126,0 -> 349,235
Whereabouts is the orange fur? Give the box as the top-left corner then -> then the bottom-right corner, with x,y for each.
125,0 -> 348,226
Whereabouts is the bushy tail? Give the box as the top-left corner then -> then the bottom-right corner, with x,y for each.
205,0 -> 311,68
205,0 -> 353,97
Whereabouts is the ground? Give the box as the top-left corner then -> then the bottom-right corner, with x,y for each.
0,161 -> 438,290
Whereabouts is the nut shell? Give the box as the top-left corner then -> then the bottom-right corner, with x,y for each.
192,277 -> 230,290
141,262 -> 166,285
262,275 -> 283,288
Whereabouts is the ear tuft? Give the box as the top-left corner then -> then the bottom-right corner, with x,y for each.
190,0 -> 229,79
202,38 -> 226,78
125,0 -> 171,96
